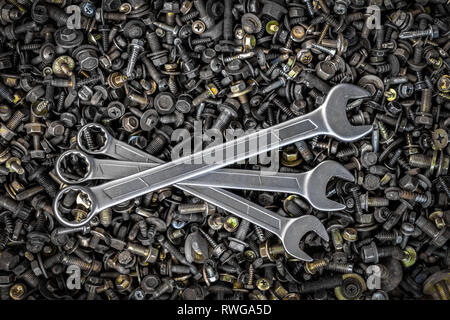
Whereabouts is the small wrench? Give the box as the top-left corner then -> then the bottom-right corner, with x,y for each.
54,84 -> 371,226
56,149 -> 353,212
177,186 -> 329,262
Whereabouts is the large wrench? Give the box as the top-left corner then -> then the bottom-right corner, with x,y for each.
53,84 -> 371,226
56,149 -> 353,211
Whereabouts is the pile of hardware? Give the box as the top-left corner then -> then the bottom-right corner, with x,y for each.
0,0 -> 449,300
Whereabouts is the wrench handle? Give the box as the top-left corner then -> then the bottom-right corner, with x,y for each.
178,186 -> 285,236
104,139 -> 163,163
90,160 -> 158,180
180,169 -> 307,197
89,111 -> 323,213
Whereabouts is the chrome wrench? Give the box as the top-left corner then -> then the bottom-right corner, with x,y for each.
56,149 -> 353,212
53,84 -> 372,226
175,185 -> 329,261
56,148 -> 334,262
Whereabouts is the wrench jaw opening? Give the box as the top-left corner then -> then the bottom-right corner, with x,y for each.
77,123 -> 111,155
281,215 -> 329,262
56,150 -> 93,185
302,160 -> 354,212
53,185 -> 98,228
320,84 -> 373,142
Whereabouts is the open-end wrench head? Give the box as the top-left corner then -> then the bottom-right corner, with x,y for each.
77,123 -> 112,155
303,160 -> 354,211
281,215 -> 329,262
321,84 -> 373,142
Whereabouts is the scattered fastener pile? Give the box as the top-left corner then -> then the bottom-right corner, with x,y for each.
0,0 -> 449,300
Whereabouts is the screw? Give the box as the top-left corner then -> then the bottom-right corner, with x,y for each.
399,25 -> 439,40
125,39 -> 144,78
192,83 -> 218,106
416,215 -> 450,248
228,219 -> 250,252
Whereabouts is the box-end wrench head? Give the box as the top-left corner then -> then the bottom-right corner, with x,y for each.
55,150 -> 158,184
77,123 -> 163,163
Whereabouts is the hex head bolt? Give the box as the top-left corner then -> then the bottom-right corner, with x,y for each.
192,83 -> 218,106
211,99 -> 239,132
152,21 -> 179,37
174,38 -> 198,79
156,235 -> 202,280
415,215 -> 450,248
140,55 -> 167,91
24,162 -> 59,198
125,39 -> 144,78
125,242 -> 158,264
0,194 -> 31,220
415,88 -> 433,126
228,219 -> 250,252
360,242 -> 405,263
144,126 -> 172,156
311,42 -> 337,57
383,200 -> 412,231
60,253 -> 101,273
24,115 -> 46,159
0,108 -> 26,141
295,141 -> 314,163
160,261 -> 191,276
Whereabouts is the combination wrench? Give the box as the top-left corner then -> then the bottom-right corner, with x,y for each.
56,141 -> 341,262
53,84 -> 372,260
53,84 -> 371,225
56,149 -> 354,212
